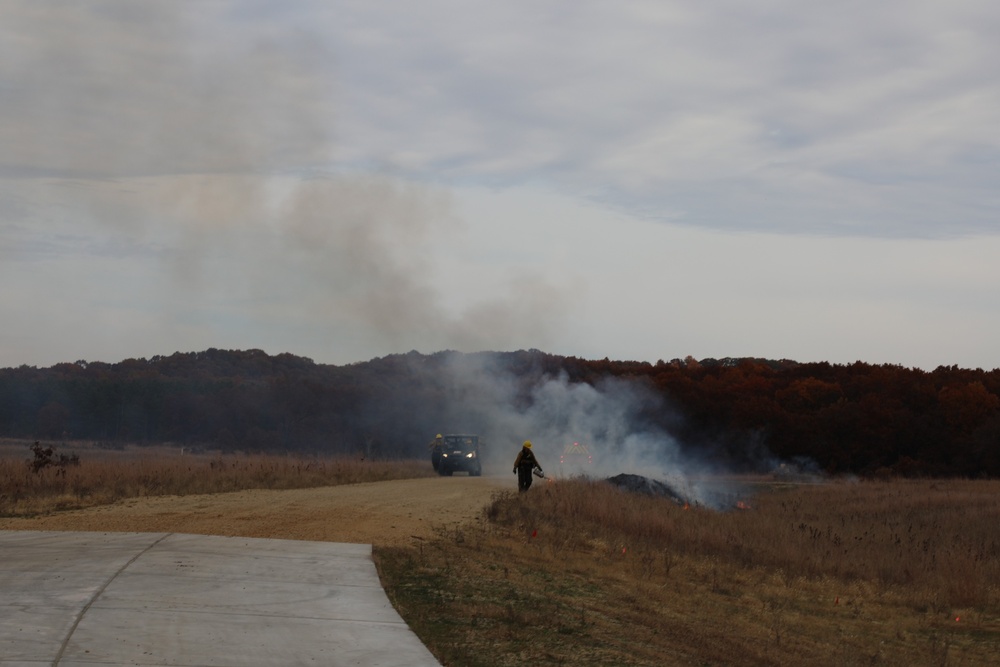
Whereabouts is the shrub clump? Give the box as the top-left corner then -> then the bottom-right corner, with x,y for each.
28,441 -> 80,474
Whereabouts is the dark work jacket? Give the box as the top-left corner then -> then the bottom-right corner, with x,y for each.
513,447 -> 539,470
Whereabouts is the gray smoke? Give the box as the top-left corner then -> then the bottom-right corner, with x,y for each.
2,3 -> 573,363
432,353 -> 748,508
2,3 -> 334,179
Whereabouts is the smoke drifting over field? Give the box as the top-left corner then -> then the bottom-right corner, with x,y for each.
433,353 -> 747,509
3,4 -> 572,365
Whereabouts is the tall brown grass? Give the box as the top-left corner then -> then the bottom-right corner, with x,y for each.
487,478 -> 1000,610
378,477 -> 1000,666
0,439 -> 434,516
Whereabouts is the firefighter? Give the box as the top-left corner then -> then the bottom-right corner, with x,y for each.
428,434 -> 444,472
513,440 -> 543,492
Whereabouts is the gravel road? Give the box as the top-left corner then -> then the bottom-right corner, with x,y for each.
0,475 -> 512,546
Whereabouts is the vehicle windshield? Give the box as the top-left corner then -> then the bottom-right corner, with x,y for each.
443,435 -> 478,450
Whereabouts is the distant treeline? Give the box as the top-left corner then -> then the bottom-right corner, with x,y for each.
1,348 -> 998,477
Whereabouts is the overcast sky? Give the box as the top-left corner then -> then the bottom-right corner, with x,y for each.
2,1 -> 999,371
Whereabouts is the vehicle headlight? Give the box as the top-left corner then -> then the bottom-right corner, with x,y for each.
466,452 -> 476,458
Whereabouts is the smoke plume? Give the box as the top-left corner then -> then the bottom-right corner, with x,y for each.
2,3 -> 574,365
431,352 -> 749,509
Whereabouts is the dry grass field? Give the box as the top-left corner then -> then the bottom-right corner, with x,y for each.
2,439 -> 998,665
376,477 -> 1000,666
0,438 -> 434,516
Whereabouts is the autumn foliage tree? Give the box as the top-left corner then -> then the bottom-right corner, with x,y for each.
1,349 -> 998,477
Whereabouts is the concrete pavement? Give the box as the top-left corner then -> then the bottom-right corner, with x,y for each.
0,531 -> 441,666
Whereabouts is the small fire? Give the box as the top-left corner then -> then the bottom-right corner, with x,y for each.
683,503 -> 690,511
735,500 -> 752,510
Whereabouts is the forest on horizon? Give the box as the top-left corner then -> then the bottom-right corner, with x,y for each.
1,348 -> 998,478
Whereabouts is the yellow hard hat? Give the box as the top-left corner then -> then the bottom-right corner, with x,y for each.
436,434 -> 442,439
523,441 -> 532,449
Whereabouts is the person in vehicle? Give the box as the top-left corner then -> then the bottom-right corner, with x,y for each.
513,440 -> 543,492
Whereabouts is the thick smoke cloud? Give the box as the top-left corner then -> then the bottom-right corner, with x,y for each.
433,353 -> 747,508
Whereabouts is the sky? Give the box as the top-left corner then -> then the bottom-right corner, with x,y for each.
2,1 -> 999,371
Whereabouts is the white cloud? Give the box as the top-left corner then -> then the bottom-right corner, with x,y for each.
446,186 -> 1000,369
324,1 -> 1000,236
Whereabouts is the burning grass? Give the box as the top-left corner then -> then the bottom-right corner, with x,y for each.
376,477 -> 1000,666
0,439 -> 434,516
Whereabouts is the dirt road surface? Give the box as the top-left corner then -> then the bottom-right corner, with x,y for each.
0,475 -> 512,546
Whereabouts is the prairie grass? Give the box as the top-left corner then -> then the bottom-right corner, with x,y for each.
376,477 -> 1000,666
0,439 -> 434,516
